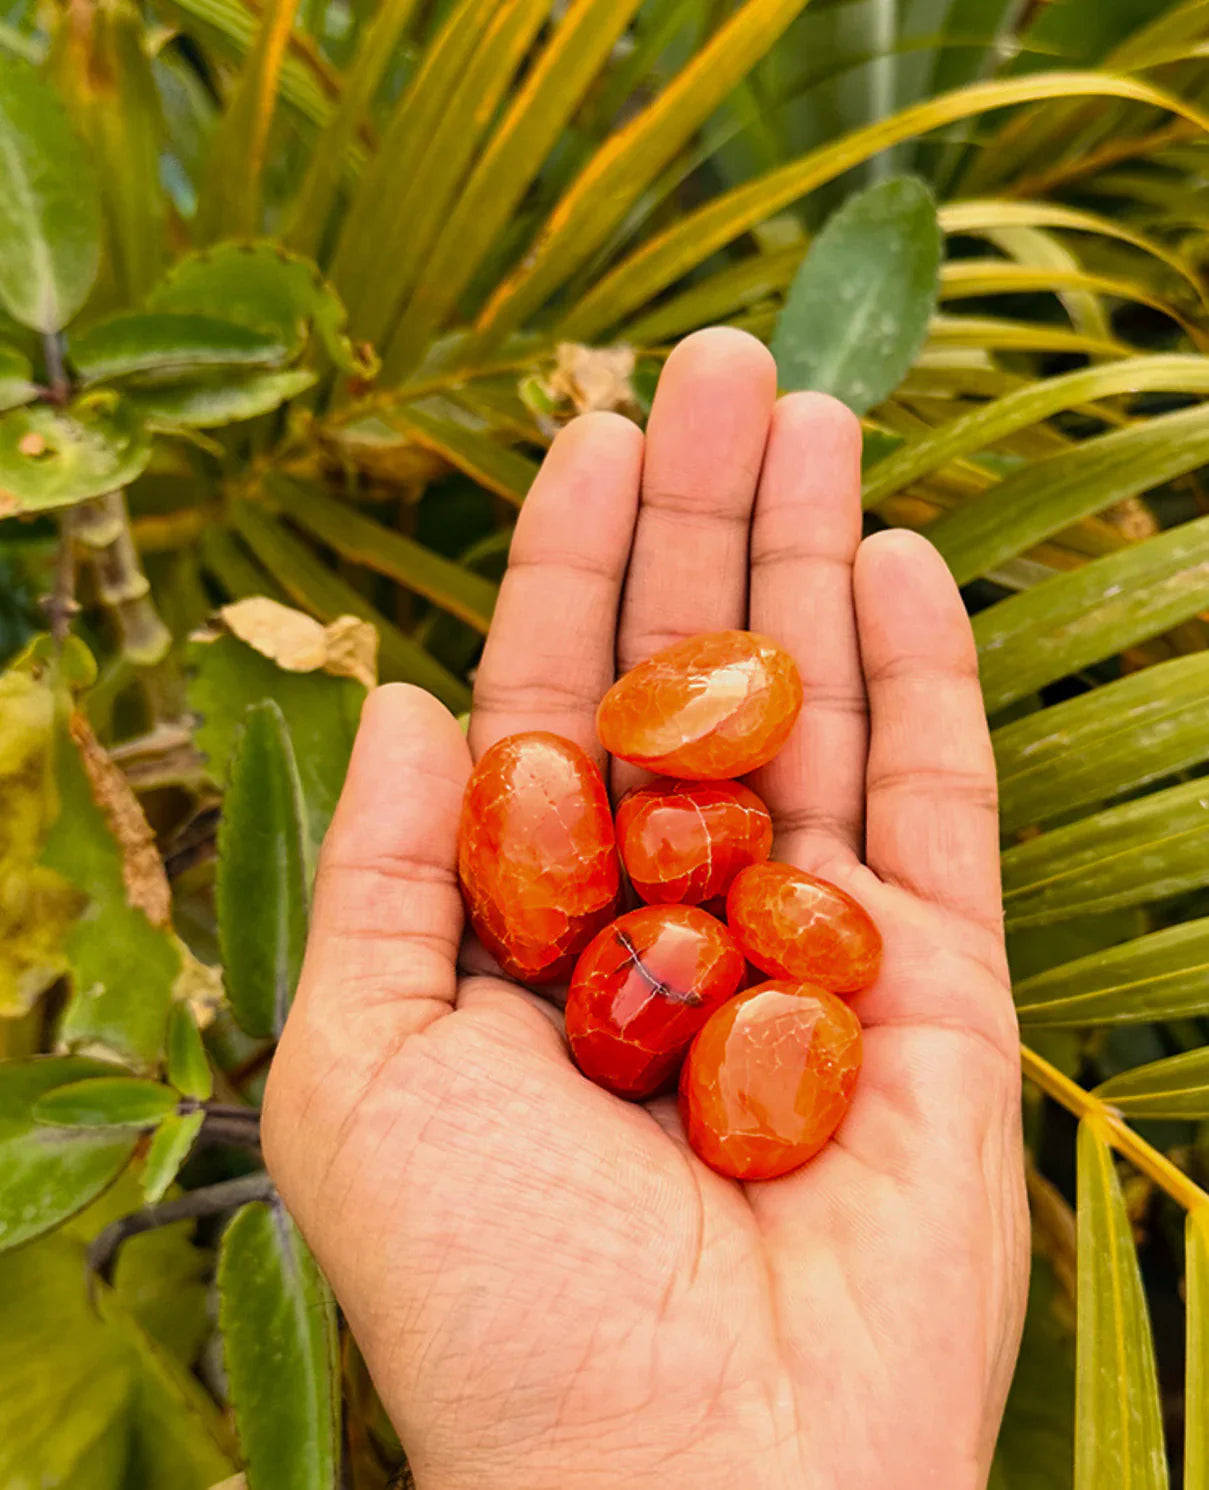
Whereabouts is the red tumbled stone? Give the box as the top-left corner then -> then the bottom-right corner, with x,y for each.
615,778 -> 773,906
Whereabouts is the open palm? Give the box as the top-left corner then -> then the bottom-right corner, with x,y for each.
263,329 -> 1029,1490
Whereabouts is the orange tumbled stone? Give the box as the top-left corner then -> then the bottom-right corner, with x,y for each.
596,630 -> 803,780
727,862 -> 882,994
615,778 -> 773,906
457,731 -> 620,984
679,981 -> 862,1180
566,905 -> 744,1100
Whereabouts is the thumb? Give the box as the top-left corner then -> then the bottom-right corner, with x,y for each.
294,682 -> 471,1042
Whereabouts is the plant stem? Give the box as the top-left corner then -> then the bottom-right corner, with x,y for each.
1021,1043 -> 1209,1214
87,1171 -> 275,1281
45,509 -> 80,643
42,331 -> 68,403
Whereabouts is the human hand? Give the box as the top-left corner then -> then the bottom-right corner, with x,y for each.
263,328 -> 1029,1490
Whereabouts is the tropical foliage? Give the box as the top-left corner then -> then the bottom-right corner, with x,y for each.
2,0 -> 1209,1485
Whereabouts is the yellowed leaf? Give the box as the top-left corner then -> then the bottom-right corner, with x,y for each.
216,597 -> 378,688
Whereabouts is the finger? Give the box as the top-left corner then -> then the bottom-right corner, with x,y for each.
616,326 -> 777,673
854,530 -> 1002,936
748,393 -> 867,867
470,411 -> 643,766
297,682 -> 471,1039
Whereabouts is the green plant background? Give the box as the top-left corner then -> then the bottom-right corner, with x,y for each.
2,0 -> 1209,1485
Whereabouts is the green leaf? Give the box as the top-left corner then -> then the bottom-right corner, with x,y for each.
930,404 -> 1209,586
70,311 -> 289,384
217,701 -> 309,1040
141,1109 -> 205,1204
276,476 -> 498,632
166,1001 -> 212,1100
193,0 -> 301,242
1002,777 -> 1209,930
0,1056 -> 136,1252
0,394 -> 150,514
187,630 -> 363,852
1188,1207 -> 1209,1490
993,653 -> 1209,834
1016,919 -> 1209,1028
230,503 -> 472,711
47,0 -> 167,307
1075,1119 -> 1168,1490
147,240 -> 374,378
42,718 -> 182,1070
974,513 -> 1209,715
863,355 -> 1209,511
131,367 -> 317,429
0,58 -> 101,331
770,176 -> 942,416
1094,1050 -> 1209,1120
0,1212 -> 233,1488
34,1076 -> 179,1128
218,1200 -> 341,1490
0,343 -> 36,411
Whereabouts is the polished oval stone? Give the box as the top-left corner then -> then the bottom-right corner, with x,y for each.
727,862 -> 882,994
615,777 -> 773,906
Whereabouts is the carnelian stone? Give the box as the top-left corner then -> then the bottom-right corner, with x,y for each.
457,732 -> 620,984
565,905 -> 744,1100
727,862 -> 882,994
615,778 -> 773,906
596,630 -> 803,780
679,981 -> 862,1180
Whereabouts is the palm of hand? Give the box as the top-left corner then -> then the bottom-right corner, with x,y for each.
264,331 -> 1028,1490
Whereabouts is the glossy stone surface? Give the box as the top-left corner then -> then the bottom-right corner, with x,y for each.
565,905 -> 745,1100
727,862 -> 882,994
596,630 -> 803,780
679,981 -> 862,1180
615,778 -> 773,906
457,732 -> 620,984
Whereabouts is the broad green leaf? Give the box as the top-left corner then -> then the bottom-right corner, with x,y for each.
559,71 -> 1209,343
166,1001 -> 212,1100
382,0 -> 646,378
1095,1050 -> 1209,1119
219,1201 -> 341,1490
42,718 -> 182,1070
34,1076 -> 178,1128
193,0 -> 301,242
974,513 -> 1209,715
864,356 -> 1209,510
148,241 -> 374,377
1016,919 -> 1209,1028
475,0 -> 811,346
0,344 -> 36,410
1002,777 -> 1209,930
1188,1207 -> 1209,1490
131,368 -> 317,429
339,0 -> 555,351
327,402 -> 537,506
0,1210 -> 232,1488
929,404 -> 1209,586
217,701 -> 309,1040
230,503 -> 472,711
0,1056 -> 136,1252
0,666 -> 76,1014
285,0 -> 422,256
994,653 -> 1209,834
276,477 -> 497,632
0,58 -> 101,331
993,1251 -> 1075,1489
771,176 -> 941,415
1075,1119 -> 1167,1490
70,311 -> 288,383
48,0 -> 166,306
187,630 -> 363,851
141,1109 -> 205,1204
0,394 -> 150,514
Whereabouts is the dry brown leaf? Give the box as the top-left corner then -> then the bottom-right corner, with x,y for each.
216,597 -> 378,688
545,342 -> 637,416
68,713 -> 172,928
